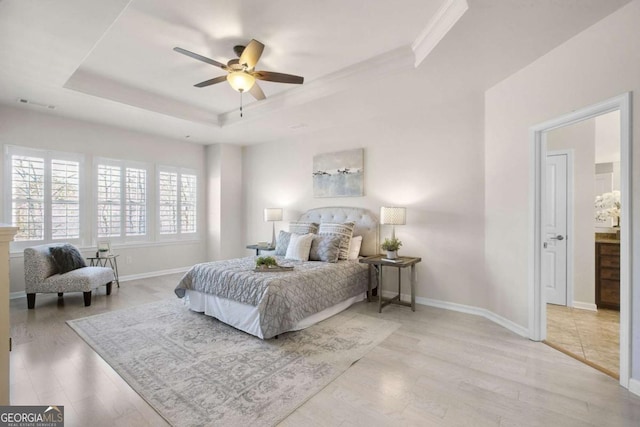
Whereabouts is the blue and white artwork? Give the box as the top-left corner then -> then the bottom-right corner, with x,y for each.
313,148 -> 364,197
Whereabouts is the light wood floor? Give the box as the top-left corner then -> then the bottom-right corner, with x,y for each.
546,304 -> 619,378
10,275 -> 640,426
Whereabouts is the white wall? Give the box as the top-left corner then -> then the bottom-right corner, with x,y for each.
206,143 -> 244,261
547,119 -> 596,306
485,0 -> 640,378
242,76 -> 488,308
0,106 -> 208,293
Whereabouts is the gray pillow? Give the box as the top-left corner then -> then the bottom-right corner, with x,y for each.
275,230 -> 292,256
309,235 -> 341,263
318,222 -> 355,260
49,244 -> 87,274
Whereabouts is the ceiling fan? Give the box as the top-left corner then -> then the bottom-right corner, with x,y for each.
173,39 -> 304,107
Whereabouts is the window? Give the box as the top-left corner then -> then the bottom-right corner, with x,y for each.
158,167 -> 197,237
96,159 -> 148,241
6,146 -> 82,244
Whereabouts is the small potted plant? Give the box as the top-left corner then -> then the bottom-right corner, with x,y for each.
256,256 -> 278,269
381,237 -> 402,259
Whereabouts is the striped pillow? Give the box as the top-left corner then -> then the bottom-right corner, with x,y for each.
289,221 -> 319,234
318,222 -> 355,260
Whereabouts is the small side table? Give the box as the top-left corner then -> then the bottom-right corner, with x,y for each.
360,255 -> 421,312
246,244 -> 275,256
87,254 -> 120,288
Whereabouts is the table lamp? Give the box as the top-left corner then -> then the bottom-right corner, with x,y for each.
264,208 -> 283,247
380,206 -> 406,239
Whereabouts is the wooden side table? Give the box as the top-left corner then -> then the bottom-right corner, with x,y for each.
360,255 -> 421,312
246,244 -> 275,256
87,254 -> 120,288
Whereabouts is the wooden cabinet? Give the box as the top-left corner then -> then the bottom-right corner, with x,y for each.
595,240 -> 620,310
0,225 -> 18,405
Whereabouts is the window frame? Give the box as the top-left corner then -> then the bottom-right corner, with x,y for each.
4,145 -> 85,250
94,157 -> 150,244
156,165 -> 198,240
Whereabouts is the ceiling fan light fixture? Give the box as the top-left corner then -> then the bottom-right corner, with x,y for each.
227,71 -> 255,92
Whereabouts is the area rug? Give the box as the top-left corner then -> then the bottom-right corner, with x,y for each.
67,299 -> 399,427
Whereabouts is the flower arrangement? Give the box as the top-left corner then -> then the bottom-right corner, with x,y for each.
595,190 -> 621,226
381,237 -> 402,252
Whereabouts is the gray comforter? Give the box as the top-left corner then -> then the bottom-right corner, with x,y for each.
175,256 -> 369,338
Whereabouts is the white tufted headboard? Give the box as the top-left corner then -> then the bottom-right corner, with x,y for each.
298,207 -> 379,256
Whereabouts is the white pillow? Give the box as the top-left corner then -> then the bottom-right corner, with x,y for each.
285,233 -> 314,261
348,235 -> 363,260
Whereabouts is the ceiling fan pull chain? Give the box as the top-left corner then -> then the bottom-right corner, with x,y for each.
240,90 -> 244,117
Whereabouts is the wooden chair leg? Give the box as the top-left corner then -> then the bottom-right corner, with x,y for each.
106,282 -> 112,296
27,293 -> 35,309
83,291 -> 92,307
58,292 -> 63,297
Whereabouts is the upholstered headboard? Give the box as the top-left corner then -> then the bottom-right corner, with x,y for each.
298,207 -> 379,257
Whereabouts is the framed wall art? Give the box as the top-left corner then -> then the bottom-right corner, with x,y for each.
312,148 -> 363,197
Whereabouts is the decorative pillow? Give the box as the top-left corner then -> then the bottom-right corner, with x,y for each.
318,222 -> 355,260
347,235 -> 363,260
275,230 -> 292,256
289,221 -> 319,235
49,244 -> 87,274
285,233 -> 314,261
309,235 -> 341,263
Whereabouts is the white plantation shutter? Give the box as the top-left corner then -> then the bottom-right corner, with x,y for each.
7,146 -> 83,245
158,167 -> 197,237
180,174 -> 197,234
96,159 -> 148,240
11,155 -> 45,241
51,159 -> 80,239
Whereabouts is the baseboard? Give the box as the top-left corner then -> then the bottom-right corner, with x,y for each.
119,266 -> 190,282
629,378 -> 640,397
9,266 -> 191,299
380,290 -> 529,338
572,301 -> 597,311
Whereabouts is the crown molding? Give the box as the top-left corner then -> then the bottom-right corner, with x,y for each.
219,45 -> 415,127
412,0 -> 469,68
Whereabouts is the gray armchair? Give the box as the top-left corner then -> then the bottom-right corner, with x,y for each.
24,243 -> 114,308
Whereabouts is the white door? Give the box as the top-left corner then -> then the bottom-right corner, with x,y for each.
544,153 -> 568,305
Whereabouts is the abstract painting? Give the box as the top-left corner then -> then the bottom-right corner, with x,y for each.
313,148 -> 363,197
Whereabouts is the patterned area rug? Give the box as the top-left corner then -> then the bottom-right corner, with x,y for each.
67,299 -> 399,427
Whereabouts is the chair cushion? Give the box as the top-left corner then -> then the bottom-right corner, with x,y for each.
40,267 -> 114,293
49,244 -> 86,274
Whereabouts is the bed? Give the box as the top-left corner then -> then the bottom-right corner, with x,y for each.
174,207 -> 378,339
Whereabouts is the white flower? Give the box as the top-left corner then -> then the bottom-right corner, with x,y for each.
595,191 -> 621,222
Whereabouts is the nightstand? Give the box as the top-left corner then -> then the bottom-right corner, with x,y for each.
359,255 -> 421,312
246,244 -> 275,256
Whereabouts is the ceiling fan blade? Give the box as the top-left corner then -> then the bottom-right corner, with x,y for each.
194,75 -> 228,88
174,47 -> 227,69
239,39 -> 264,69
249,82 -> 266,100
253,71 -> 304,84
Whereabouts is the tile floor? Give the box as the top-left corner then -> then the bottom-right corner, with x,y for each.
546,304 -> 619,378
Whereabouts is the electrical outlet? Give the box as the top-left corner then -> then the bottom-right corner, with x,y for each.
126,256 -> 132,264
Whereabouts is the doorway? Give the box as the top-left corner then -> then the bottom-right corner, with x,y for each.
529,93 -> 631,389
542,114 -> 621,378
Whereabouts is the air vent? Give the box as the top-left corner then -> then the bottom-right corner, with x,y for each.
17,98 -> 56,109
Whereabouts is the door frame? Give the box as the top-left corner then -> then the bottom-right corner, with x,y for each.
546,150 -> 575,308
529,92 -> 631,388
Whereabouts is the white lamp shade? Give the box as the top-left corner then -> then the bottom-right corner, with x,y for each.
264,208 -> 283,222
227,71 -> 256,92
380,207 -> 406,225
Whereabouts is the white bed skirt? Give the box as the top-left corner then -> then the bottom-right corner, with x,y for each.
184,290 -> 366,339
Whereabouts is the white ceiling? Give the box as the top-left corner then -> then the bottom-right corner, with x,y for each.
0,0 -> 631,145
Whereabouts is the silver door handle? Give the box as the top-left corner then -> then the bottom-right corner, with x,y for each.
550,235 -> 564,241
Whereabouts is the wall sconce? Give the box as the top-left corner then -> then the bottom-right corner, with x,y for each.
380,206 -> 406,240
264,208 -> 283,248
